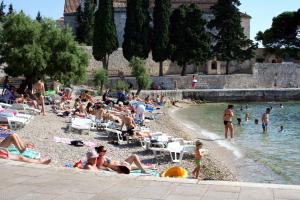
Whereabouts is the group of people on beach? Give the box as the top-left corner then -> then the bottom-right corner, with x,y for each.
1,76 -> 47,115
223,103 -> 284,139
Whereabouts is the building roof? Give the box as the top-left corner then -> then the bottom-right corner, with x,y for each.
64,0 -> 219,14
64,0 -> 80,14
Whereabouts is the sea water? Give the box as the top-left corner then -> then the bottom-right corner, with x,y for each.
176,102 -> 300,184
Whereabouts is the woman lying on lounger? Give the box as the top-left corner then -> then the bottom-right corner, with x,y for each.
95,146 -> 147,174
0,134 -> 51,165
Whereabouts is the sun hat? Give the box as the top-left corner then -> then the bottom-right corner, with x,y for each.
86,150 -> 98,159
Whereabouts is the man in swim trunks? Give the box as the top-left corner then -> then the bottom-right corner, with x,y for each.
33,78 -> 46,115
223,105 -> 234,139
261,107 -> 271,133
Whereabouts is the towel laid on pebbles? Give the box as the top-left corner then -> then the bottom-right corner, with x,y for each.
53,136 -> 97,147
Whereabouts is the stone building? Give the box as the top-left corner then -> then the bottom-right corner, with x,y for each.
64,0 -> 251,46
63,0 -> 252,76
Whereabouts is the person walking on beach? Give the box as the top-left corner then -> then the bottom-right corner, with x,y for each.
223,105 -> 234,139
262,108 -> 271,133
192,140 -> 203,179
192,75 -> 198,89
33,78 -> 46,115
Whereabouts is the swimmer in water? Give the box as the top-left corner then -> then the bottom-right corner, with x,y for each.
280,103 -> 283,108
279,125 -> 284,132
237,118 -> 242,126
254,119 -> 259,125
262,108 -> 271,133
245,112 -> 250,121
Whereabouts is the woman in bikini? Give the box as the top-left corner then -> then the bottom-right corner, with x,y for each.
0,134 -> 51,165
223,105 -> 234,139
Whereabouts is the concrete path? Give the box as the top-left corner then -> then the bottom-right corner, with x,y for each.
1,160 -> 300,200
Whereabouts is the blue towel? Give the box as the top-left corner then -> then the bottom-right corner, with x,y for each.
7,146 -> 41,159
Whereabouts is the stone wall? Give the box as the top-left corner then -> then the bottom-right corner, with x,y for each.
137,88 -> 300,102
105,63 -> 300,90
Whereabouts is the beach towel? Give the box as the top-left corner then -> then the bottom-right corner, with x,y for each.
53,137 -> 97,147
130,169 -> 160,177
7,145 -> 41,159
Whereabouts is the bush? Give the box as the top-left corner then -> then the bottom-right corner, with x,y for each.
114,80 -> 129,93
93,69 -> 108,95
130,57 -> 151,94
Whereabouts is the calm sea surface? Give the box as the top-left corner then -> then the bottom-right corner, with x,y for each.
176,102 -> 300,184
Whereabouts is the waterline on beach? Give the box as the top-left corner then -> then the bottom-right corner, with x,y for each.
182,121 -> 242,158
175,103 -> 299,184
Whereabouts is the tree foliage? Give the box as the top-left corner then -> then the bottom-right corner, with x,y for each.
152,0 -> 171,76
256,10 -> 300,60
208,0 -> 256,74
36,11 -> 42,22
0,12 -> 88,86
93,69 -> 108,95
76,0 -> 95,45
169,4 -> 211,76
130,57 -> 151,95
0,1 -> 5,23
93,0 -> 118,70
123,0 -> 151,61
8,4 -> 13,15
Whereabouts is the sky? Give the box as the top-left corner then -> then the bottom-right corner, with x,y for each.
2,0 -> 300,41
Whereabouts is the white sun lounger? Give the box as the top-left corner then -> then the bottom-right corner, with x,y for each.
70,118 -> 93,134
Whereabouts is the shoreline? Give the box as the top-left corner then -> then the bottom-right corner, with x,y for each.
173,102 -> 290,184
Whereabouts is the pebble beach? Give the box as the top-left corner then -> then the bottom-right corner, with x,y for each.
15,102 -> 235,181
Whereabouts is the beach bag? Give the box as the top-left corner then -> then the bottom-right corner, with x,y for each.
70,140 -> 84,147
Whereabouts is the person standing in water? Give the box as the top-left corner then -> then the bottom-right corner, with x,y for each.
223,105 -> 234,139
261,108 -> 271,133
33,78 -> 46,115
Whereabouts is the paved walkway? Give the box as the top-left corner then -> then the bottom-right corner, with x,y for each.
1,160 -> 300,200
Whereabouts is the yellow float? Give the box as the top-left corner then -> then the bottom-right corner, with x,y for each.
161,166 -> 188,178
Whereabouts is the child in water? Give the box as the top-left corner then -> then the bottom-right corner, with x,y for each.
192,140 -> 203,179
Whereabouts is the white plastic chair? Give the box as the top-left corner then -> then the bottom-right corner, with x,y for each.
70,118 -> 93,134
150,142 -> 183,163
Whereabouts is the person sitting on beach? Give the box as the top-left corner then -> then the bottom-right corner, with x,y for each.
74,104 -> 87,117
86,102 -> 95,115
223,105 -> 234,139
95,146 -> 147,174
84,150 -> 99,171
145,95 -> 153,104
2,76 -> 9,96
192,140 -> 203,179
262,108 -> 271,133
80,90 -> 96,104
0,134 -> 51,165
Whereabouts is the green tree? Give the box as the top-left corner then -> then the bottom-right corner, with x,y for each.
93,69 -> 108,95
8,4 -> 13,14
76,0 -> 95,45
169,4 -> 211,76
256,11 -> 300,60
130,57 -> 151,95
152,0 -> 171,76
123,0 -> 151,61
0,12 -> 88,86
93,0 -> 118,70
36,11 -> 42,22
0,1 -> 5,22
208,0 -> 256,74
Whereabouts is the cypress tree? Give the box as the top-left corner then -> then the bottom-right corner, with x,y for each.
36,11 -> 42,22
169,4 -> 211,76
93,0 -> 118,70
152,0 -> 171,76
208,0 -> 256,74
0,1 -> 5,22
76,0 -> 95,45
8,4 -> 13,15
123,0 -> 151,61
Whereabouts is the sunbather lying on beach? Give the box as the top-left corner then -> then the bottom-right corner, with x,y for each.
95,146 -> 147,174
84,150 -> 99,171
0,134 -> 51,165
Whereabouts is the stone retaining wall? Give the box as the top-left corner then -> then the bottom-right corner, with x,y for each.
138,89 -> 300,102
